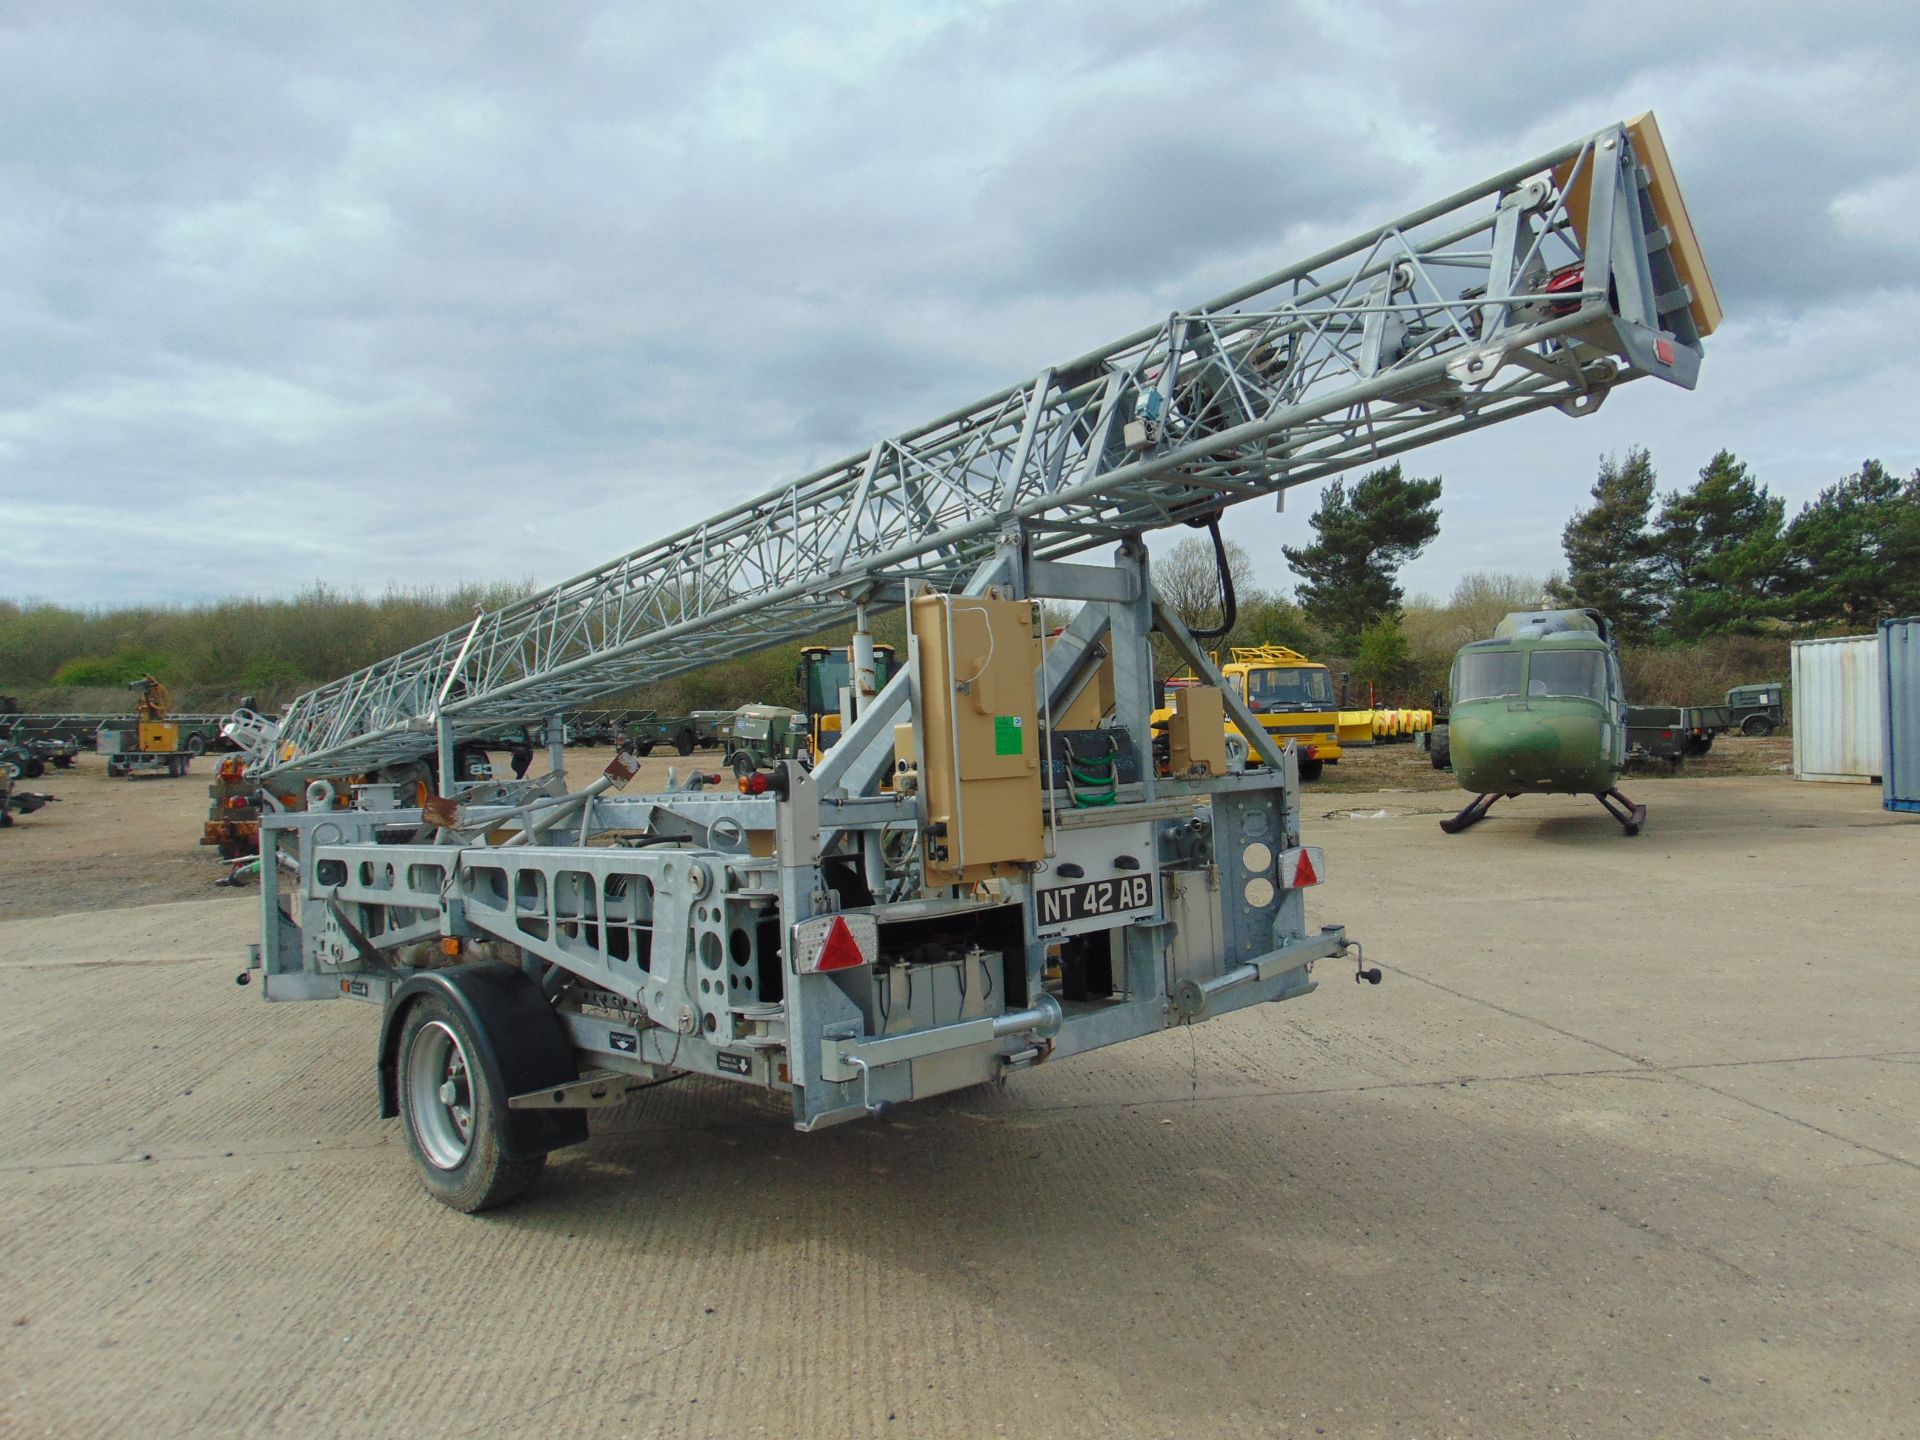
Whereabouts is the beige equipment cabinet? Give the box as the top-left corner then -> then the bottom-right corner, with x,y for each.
1168,685 -> 1228,777
909,591 -> 1044,887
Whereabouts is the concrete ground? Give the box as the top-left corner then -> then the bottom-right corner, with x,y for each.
1,762 -> 1916,1438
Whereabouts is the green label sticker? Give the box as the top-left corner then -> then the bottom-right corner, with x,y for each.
994,714 -> 1023,756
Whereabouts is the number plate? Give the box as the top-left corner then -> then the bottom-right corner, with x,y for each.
1036,872 -> 1156,932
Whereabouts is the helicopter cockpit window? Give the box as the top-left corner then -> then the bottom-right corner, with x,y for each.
1245,667 -> 1334,712
1454,649 -> 1523,701
1526,650 -> 1608,702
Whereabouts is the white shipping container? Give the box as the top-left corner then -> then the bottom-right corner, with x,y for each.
1791,634 -> 1883,783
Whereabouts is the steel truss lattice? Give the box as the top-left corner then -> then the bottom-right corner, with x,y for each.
265,121 -> 1704,782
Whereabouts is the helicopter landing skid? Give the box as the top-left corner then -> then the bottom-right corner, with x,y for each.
1439,791 -> 1510,833
1595,788 -> 1646,836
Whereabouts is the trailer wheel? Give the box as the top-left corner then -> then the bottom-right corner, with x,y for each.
398,995 -> 545,1213
635,742 -> 654,757
186,732 -> 207,756
22,756 -> 44,780
1429,724 -> 1451,770
1298,758 -> 1324,782
1741,714 -> 1775,738
675,729 -> 696,757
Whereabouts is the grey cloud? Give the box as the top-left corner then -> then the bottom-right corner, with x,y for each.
1,1 -> 1916,610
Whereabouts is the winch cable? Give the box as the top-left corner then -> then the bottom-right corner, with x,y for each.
1187,514 -> 1237,642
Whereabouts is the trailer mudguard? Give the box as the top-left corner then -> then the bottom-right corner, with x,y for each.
377,961 -> 588,1159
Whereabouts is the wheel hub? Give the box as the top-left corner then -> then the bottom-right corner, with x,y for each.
406,1020 -> 477,1169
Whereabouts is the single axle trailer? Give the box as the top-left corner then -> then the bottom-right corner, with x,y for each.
237,115 -> 1715,1210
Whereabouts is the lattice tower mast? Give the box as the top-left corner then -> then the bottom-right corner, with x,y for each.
263,117 -> 1713,783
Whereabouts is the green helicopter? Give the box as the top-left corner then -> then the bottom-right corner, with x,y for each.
1434,608 -> 1645,835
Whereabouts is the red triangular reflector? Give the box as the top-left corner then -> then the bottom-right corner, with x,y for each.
1293,850 -> 1319,887
816,916 -> 866,972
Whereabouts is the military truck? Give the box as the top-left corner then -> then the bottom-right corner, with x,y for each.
1675,681 -> 1787,753
719,704 -> 810,773
623,709 -> 733,756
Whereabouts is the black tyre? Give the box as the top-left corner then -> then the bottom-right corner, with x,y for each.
674,729 -> 696,757
635,741 -> 655,757
1298,757 -> 1325,782
397,995 -> 545,1213
1741,714 -> 1775,738
1684,734 -> 1713,757
52,755 -> 74,769
1429,724 -> 1451,770
186,732 -> 207,756
22,756 -> 44,780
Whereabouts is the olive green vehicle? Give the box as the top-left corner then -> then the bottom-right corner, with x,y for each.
1437,609 -> 1646,836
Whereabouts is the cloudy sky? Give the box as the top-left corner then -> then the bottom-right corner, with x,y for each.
4,1 -> 1917,611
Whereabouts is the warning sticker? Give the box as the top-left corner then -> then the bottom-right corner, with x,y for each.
994,714 -> 1024,756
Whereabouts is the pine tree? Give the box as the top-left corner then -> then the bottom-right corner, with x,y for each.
1551,447 -> 1660,640
1281,464 -> 1442,646
1352,615 -> 1414,697
1649,449 -> 1787,637
1779,460 -> 1920,625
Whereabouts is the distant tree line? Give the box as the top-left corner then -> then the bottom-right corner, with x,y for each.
1551,450 -> 1920,642
0,582 -> 537,706
6,450 -> 1906,716
1155,448 -> 1914,706
0,580 -> 876,717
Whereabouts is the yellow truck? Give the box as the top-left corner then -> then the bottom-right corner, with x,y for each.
1156,645 -> 1342,781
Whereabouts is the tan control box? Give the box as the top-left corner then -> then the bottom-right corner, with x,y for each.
1167,685 -> 1227,777
910,592 -> 1043,887
140,721 -> 179,754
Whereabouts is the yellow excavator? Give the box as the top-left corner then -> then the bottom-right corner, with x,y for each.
798,642 -> 899,762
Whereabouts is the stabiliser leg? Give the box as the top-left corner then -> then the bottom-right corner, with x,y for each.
1595,788 -> 1646,836
1439,792 -> 1503,834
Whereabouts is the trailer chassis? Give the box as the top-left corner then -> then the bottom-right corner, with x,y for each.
248,545 -> 1353,1203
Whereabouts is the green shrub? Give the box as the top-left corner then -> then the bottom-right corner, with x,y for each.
51,651 -> 170,687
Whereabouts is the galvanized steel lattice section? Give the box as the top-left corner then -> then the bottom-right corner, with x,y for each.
265,121 -> 1700,781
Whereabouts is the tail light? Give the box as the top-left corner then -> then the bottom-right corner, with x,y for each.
737,766 -> 790,798
1279,846 -> 1325,888
794,913 -> 878,973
